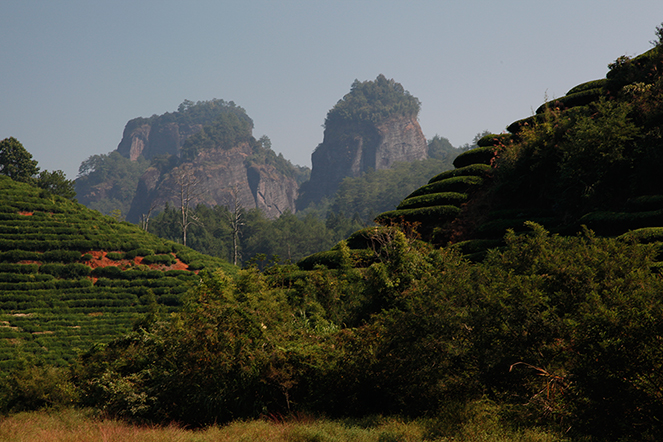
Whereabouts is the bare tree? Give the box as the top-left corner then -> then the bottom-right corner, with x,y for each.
174,167 -> 203,247
226,186 -> 244,266
139,200 -> 159,232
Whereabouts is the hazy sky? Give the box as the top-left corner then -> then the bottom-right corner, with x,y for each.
2,1 -> 663,180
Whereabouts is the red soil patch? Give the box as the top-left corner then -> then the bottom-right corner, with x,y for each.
18,212 -> 33,216
83,251 -> 190,272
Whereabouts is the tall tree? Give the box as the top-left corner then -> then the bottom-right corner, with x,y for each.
0,137 -> 39,183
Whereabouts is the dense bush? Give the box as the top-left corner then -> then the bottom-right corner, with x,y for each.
397,192 -> 467,210
406,175 -> 484,199
452,146 -> 497,169
141,254 -> 175,265
375,205 -> 462,226
72,224 -> 661,440
427,163 -> 493,185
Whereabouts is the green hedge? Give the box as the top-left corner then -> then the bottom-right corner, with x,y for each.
506,115 -> 538,134
39,263 -> 91,278
0,263 -> 38,273
428,164 -> 492,184
452,146 -> 497,169
579,209 -> 663,236
42,250 -> 82,263
619,227 -> 663,244
451,238 -> 504,255
626,195 -> 663,212
476,133 -> 512,147
566,78 -> 608,95
375,205 -> 462,225
397,192 -> 467,210
124,248 -> 154,259
475,218 -> 557,238
406,175 -> 484,199
535,88 -> 603,114
141,254 -> 176,265
297,248 -> 374,271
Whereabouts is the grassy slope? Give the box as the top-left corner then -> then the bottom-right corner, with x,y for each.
0,176 -> 235,368
0,406 -> 566,442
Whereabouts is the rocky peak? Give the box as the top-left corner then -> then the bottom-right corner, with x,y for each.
296,75 -> 428,210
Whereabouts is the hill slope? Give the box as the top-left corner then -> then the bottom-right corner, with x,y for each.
373,44 -> 663,259
0,176 -> 233,368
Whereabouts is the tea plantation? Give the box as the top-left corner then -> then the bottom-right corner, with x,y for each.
0,176 -> 234,368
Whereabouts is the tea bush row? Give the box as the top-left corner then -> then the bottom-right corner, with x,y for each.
397,192 -> 467,210
405,175 -> 483,199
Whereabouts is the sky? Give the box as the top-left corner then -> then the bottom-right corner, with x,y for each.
2,1 -> 663,180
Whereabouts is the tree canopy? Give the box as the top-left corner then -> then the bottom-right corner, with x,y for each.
324,74 -> 421,128
0,137 -> 75,199
0,137 -> 39,183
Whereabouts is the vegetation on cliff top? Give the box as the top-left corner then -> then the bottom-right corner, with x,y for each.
324,74 -> 421,128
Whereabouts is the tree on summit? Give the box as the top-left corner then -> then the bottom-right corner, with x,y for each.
0,137 -> 76,199
0,137 -> 39,183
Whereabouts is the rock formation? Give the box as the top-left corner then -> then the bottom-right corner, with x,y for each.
297,115 -> 428,209
296,75 -> 428,210
77,100 -> 304,222
126,141 -> 299,222
116,121 -> 203,161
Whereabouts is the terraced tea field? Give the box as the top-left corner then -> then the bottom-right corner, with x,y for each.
0,177 -> 234,368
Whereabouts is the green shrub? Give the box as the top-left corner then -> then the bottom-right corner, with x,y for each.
141,254 -> 176,265
124,248 -> 154,259
39,263 -> 66,277
428,163 -> 492,184
106,252 -> 125,261
397,192 -> 467,210
452,146 -> 497,169
91,266 -> 122,278
579,209 -> 663,236
187,261 -> 205,270
619,227 -> 663,244
475,218 -> 556,238
0,263 -> 38,273
42,250 -> 81,263
406,175 -> 484,199
535,88 -> 603,114
566,78 -> 608,95
61,263 -> 91,278
626,195 -> 663,211
0,250 -> 40,262
477,133 -> 512,147
375,205 -> 462,225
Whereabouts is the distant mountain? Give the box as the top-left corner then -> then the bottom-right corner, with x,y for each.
296,75 -> 429,210
76,99 -> 309,222
0,175 -> 233,367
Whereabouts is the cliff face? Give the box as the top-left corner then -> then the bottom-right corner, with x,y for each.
126,142 -> 299,223
297,115 -> 428,209
116,121 -> 203,161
